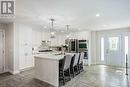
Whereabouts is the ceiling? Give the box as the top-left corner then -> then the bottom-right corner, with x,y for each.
2,0 -> 130,31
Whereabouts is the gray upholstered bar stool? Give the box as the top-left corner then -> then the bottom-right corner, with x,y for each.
59,55 -> 72,85
71,53 -> 80,77
78,52 -> 84,72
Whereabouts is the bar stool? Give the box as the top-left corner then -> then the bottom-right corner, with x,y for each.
78,52 -> 84,72
59,55 -> 72,85
71,53 -> 80,77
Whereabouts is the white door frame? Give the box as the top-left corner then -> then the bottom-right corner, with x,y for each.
0,29 -> 5,73
98,32 -> 124,67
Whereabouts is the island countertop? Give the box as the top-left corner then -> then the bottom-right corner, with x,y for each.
34,53 -> 65,60
34,52 -> 75,61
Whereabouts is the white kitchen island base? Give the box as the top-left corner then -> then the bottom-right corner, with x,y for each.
34,54 -> 64,87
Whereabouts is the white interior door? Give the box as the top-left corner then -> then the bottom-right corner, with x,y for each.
19,27 -> 33,70
0,31 -> 4,73
105,35 -> 122,67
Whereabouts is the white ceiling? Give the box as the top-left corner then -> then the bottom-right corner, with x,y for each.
3,0 -> 130,31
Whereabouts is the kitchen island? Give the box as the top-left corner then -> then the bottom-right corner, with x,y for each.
34,53 -> 65,87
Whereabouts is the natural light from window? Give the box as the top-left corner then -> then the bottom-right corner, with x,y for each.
125,36 -> 128,63
101,37 -> 104,61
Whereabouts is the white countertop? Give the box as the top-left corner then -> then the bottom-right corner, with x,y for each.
34,54 -> 65,60
34,52 -> 75,61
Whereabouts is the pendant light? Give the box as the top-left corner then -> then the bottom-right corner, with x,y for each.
50,18 -> 55,38
66,25 -> 70,38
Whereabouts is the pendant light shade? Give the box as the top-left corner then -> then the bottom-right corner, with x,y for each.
50,19 -> 55,38
66,25 -> 70,38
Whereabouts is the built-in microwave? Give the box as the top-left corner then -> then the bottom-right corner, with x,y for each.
78,40 -> 88,52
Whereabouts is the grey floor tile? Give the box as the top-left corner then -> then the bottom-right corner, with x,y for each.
0,65 -> 129,87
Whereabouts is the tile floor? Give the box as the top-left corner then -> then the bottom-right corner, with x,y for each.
0,65 -> 129,87
63,65 -> 130,87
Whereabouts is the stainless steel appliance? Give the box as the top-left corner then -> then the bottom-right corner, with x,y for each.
65,39 -> 88,59
65,39 -> 78,53
78,40 -> 88,59
78,40 -> 88,52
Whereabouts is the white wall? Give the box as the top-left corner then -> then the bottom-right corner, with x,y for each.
32,28 -> 43,48
42,31 -> 50,41
50,34 -> 66,46
42,32 -> 66,46
70,31 -> 90,40
91,31 -> 97,65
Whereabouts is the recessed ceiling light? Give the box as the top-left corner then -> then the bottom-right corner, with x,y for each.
51,32 -> 55,35
44,26 -> 47,28
96,13 -> 100,17
61,31 -> 64,32
66,35 -> 70,38
102,25 -> 107,27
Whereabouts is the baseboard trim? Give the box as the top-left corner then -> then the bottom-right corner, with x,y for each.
8,69 -> 20,74
20,67 -> 34,72
5,67 -> 34,74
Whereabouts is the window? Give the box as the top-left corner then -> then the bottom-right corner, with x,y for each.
101,37 -> 104,61
109,37 -> 119,51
